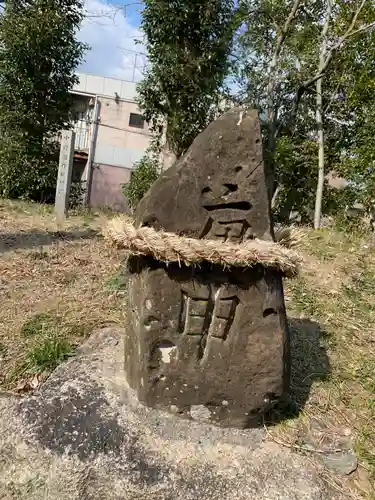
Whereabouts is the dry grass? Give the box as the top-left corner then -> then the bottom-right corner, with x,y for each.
0,199 -> 125,389
1,199 -> 375,497
272,226 -> 375,499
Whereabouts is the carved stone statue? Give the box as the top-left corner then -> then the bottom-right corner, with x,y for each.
125,108 -> 290,428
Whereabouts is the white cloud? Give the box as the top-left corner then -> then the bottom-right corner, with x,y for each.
77,0 -> 147,82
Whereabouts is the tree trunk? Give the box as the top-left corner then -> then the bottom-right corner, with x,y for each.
314,75 -> 325,229
159,121 -> 178,170
266,70 -> 277,202
313,0 -> 331,230
264,0 -> 303,202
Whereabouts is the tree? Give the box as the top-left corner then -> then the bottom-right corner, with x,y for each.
137,0 -> 236,160
235,0 -> 375,226
236,0 -> 324,200
328,6 -> 375,213
0,0 -> 86,201
312,0 -> 375,228
122,155 -> 160,212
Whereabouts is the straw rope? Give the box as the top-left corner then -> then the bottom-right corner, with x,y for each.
104,216 -> 302,278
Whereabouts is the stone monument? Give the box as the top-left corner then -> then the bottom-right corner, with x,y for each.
125,108 -> 290,428
55,130 -> 75,222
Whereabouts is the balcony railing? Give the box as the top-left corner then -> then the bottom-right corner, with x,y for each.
54,119 -> 90,152
73,120 -> 90,151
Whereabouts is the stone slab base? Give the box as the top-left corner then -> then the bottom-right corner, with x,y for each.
0,328 -> 344,500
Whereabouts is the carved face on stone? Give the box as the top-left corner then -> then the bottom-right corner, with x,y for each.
136,109 -> 272,242
198,143 -> 270,242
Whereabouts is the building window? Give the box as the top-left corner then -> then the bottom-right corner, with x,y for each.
129,113 -> 145,129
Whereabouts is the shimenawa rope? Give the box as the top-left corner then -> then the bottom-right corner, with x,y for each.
104,216 -> 302,278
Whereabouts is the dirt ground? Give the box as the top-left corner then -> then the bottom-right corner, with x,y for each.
0,199 -> 125,390
0,199 -> 374,498
279,227 -> 375,498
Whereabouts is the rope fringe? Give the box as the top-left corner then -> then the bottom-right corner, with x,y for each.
104,216 -> 302,278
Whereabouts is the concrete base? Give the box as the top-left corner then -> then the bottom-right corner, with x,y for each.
0,328 -> 344,500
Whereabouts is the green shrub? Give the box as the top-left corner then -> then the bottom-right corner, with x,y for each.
122,155 -> 160,211
0,0 -> 86,203
0,137 -> 59,203
69,180 -> 85,209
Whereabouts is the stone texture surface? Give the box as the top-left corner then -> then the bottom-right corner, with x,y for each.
0,328 -> 347,500
322,452 -> 358,476
126,108 -> 290,427
300,418 -> 358,476
135,108 -> 272,239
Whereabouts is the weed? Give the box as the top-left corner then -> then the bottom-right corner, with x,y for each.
35,203 -> 54,216
281,225 -> 375,492
287,278 -> 319,316
27,248 -> 49,260
355,358 -> 375,393
0,200 -> 123,391
350,268 -> 375,296
334,214 -> 370,237
20,312 -> 55,338
25,338 -> 74,373
105,268 -> 128,293
355,431 -> 375,479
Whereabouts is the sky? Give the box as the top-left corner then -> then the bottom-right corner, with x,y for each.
77,0 -> 147,82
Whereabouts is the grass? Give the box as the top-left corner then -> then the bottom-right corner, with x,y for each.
1,199 -> 375,497
0,198 -> 125,388
25,338 -> 73,373
104,267 -> 129,293
0,342 -> 7,356
20,312 -> 54,338
276,226 -> 375,498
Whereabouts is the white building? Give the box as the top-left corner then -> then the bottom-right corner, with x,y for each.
70,72 -> 151,211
